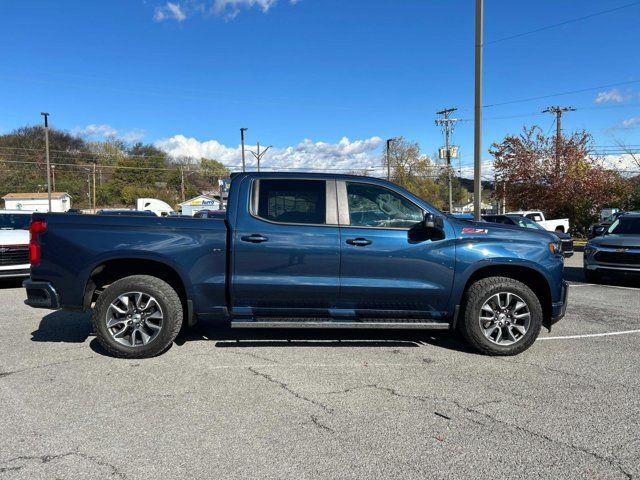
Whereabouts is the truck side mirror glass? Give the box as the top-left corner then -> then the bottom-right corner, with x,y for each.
424,213 -> 444,230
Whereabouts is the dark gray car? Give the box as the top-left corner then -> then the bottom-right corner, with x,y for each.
583,212 -> 640,282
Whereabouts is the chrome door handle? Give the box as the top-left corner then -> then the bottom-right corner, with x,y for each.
346,238 -> 372,246
241,234 -> 269,243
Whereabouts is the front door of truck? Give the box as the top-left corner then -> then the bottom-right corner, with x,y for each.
231,178 -> 340,315
337,180 -> 455,317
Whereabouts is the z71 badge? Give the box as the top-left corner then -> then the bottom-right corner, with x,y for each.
461,227 -> 488,234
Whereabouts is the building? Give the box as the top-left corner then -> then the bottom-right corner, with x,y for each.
456,200 -> 492,214
179,195 -> 220,216
2,192 -> 72,212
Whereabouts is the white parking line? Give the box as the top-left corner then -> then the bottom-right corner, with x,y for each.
539,329 -> 640,340
568,282 -> 640,291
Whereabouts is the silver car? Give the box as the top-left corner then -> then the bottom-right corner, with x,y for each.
584,212 -> 640,282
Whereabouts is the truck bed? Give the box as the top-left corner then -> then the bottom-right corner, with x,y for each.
29,212 -> 228,319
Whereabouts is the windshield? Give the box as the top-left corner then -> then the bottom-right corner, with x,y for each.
0,213 -> 31,230
607,217 -> 640,235
511,216 -> 546,231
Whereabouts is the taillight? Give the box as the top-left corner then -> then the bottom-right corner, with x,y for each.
29,219 -> 47,266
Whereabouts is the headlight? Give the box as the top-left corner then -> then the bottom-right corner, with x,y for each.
584,245 -> 596,256
548,241 -> 562,255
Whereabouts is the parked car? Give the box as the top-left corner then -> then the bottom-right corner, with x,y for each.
23,173 -> 568,358
0,210 -> 31,279
96,209 -> 158,217
483,214 -> 573,258
587,210 -> 636,239
507,210 -> 569,233
583,212 -> 640,282
193,209 -> 226,219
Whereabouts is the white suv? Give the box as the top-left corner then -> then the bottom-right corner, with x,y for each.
0,210 -> 31,279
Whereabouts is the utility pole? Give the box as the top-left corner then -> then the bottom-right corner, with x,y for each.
473,0 -> 484,221
92,162 -> 96,213
436,108 -> 460,213
51,165 -> 56,192
240,128 -> 248,172
180,165 -> 186,202
249,141 -> 272,172
84,168 -> 91,210
542,106 -> 575,178
386,138 -> 397,181
40,112 -> 52,212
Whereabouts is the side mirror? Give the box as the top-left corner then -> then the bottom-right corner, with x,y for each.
424,212 -> 444,230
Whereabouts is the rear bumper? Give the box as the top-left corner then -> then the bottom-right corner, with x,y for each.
22,279 -> 60,309
550,281 -> 568,324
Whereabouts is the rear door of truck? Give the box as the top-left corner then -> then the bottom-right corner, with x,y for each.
229,176 -> 340,316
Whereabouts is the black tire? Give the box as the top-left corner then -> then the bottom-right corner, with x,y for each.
458,276 -> 543,356
584,269 -> 602,284
92,275 -> 183,358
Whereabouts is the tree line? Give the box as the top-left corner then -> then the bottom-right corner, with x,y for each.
0,126 -> 229,209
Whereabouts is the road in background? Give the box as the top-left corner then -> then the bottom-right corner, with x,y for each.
1,252 -> 639,479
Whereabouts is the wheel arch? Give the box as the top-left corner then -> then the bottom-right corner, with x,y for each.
461,264 -> 553,327
83,257 -> 193,324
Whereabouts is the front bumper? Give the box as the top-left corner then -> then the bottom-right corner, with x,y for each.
584,245 -> 640,276
22,279 -> 60,309
550,281 -> 568,324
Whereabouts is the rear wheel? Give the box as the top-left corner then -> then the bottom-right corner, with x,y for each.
459,276 -> 543,355
92,275 -> 183,358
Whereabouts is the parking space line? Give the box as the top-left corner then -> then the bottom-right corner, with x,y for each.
568,283 -> 639,291
539,329 -> 640,340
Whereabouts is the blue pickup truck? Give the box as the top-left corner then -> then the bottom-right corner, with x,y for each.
23,173 -> 567,358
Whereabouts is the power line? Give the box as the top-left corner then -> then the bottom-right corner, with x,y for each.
486,1 -> 640,45
483,79 -> 640,108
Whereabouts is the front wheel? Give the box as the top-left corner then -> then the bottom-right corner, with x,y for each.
459,276 -> 543,355
92,275 -> 183,358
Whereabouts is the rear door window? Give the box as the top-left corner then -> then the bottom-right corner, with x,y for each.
256,179 -> 326,225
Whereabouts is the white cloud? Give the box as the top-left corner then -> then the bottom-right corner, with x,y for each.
154,134 -> 384,172
152,0 -> 299,22
621,116 -> 640,128
594,88 -> 627,104
154,2 -> 187,21
73,124 -> 145,143
73,124 -> 117,138
601,154 -> 640,173
212,0 -> 278,15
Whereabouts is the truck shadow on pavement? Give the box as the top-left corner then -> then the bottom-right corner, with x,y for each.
31,310 -> 94,344
175,325 -> 476,354
29,309 -> 475,356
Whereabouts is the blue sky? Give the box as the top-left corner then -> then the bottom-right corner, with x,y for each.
1,0 -> 639,175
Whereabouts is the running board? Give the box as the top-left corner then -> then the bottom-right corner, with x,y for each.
230,320 -> 450,330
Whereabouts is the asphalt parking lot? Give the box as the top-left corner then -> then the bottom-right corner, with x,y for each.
1,252 -> 639,480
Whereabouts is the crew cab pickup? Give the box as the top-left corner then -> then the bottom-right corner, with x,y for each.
507,210 -> 569,233
23,173 -> 568,358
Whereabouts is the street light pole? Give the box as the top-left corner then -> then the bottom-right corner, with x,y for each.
40,112 -> 52,212
473,0 -> 484,221
240,128 -> 248,172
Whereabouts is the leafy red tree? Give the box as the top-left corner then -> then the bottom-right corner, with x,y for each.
490,126 -> 629,233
